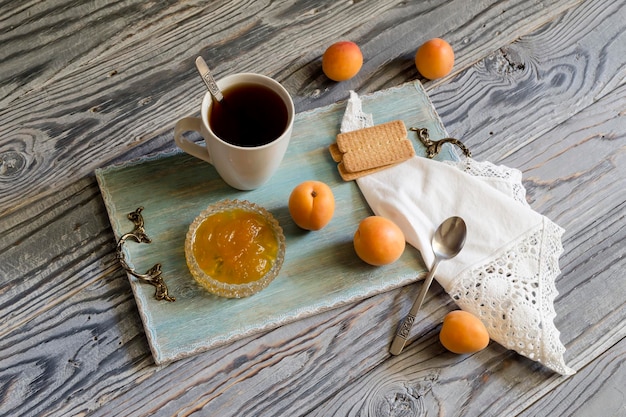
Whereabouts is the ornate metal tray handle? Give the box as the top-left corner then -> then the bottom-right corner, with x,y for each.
410,127 -> 472,158
116,207 -> 175,302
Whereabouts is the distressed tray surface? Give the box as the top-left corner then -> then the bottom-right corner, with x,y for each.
96,81 -> 457,364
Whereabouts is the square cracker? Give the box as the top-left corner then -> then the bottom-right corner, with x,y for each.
335,120 -> 413,173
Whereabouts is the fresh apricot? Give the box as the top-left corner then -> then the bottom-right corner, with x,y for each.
322,41 -> 363,81
414,38 -> 455,80
439,310 -> 490,354
353,216 -> 405,266
288,180 -> 335,230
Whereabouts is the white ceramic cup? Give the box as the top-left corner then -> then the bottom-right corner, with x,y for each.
174,73 -> 294,190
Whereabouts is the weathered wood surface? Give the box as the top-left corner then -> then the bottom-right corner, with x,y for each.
1,0 -> 624,416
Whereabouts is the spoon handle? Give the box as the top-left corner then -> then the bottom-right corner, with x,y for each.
389,260 -> 440,355
195,56 -> 224,102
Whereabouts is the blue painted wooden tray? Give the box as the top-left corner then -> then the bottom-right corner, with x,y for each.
96,81 -> 458,365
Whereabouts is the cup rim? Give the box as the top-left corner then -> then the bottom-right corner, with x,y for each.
200,73 -> 295,150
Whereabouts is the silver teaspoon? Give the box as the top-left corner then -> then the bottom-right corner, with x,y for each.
389,216 -> 467,355
195,56 -> 224,103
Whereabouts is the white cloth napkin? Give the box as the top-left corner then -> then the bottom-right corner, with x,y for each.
342,91 -> 574,375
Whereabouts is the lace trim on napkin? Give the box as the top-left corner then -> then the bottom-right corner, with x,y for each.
443,159 -> 529,207
447,217 -> 574,375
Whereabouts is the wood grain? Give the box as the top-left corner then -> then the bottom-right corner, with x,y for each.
521,336 -> 626,417
0,0 -> 583,216
434,0 -> 625,161
1,0 -> 624,415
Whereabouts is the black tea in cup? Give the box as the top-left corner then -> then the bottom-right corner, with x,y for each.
208,83 -> 289,147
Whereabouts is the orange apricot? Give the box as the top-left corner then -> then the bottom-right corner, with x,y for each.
288,180 -> 335,230
439,310 -> 490,354
353,216 -> 405,266
322,41 -> 363,81
414,38 -> 455,80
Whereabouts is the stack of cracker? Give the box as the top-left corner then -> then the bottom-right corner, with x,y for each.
329,120 -> 415,181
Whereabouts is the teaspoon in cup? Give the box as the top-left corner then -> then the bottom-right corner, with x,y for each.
389,216 -> 467,356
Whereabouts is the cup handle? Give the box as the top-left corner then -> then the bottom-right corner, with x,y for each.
174,117 -> 212,164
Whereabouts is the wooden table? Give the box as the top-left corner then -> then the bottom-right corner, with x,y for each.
1,0 -> 624,415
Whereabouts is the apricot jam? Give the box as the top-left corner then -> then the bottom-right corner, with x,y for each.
191,208 -> 279,285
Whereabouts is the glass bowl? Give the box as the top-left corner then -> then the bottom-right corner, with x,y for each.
185,199 -> 286,298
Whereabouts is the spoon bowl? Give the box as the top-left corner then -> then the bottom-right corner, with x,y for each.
390,216 -> 467,355
432,216 -> 466,260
